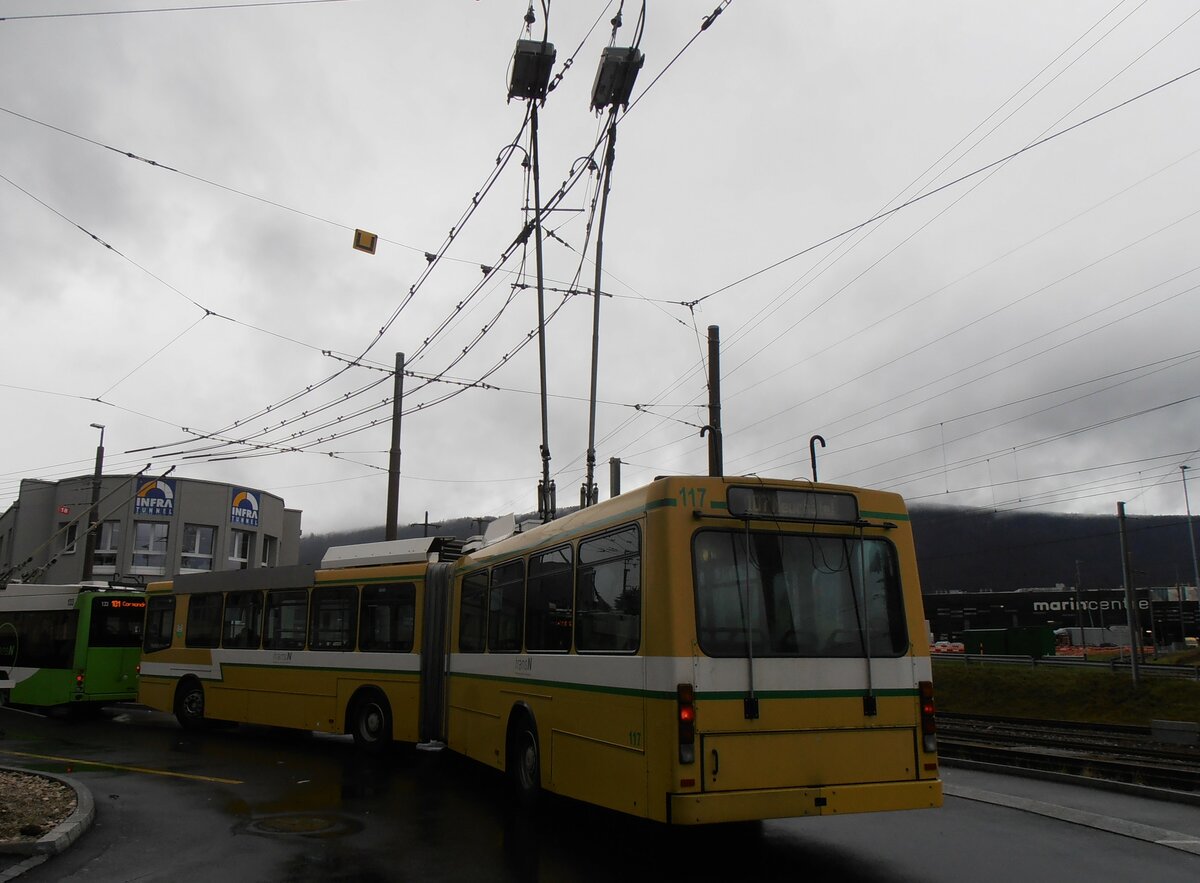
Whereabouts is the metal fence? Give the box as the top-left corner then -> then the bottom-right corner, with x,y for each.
932,653 -> 1200,681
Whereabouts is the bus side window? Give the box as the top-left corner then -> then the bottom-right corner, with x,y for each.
185,593 -> 222,648
223,591 -> 264,649
458,572 -> 488,653
488,560 -> 525,653
576,524 -> 641,653
144,596 -> 176,653
526,545 -> 573,652
310,586 -> 359,651
360,583 -> 415,653
264,590 -> 308,651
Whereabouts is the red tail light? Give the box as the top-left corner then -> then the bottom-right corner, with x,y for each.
75,671 -> 85,687
677,683 -> 696,764
919,680 -> 937,753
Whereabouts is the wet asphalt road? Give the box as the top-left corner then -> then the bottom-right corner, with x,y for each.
2,704 -> 1198,883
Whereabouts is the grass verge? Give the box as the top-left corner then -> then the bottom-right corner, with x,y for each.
933,659 -> 1200,726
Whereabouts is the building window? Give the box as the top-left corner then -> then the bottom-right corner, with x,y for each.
93,521 -> 121,573
260,535 -> 277,567
132,522 -> 170,574
57,521 -> 79,556
229,529 -> 253,570
181,524 -> 216,572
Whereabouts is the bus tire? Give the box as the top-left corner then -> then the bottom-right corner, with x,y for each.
174,678 -> 206,730
349,691 -> 392,751
509,719 -> 541,805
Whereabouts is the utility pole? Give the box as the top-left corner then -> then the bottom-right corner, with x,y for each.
1073,558 -> 1086,649
410,512 -> 440,539
1182,465 -> 1200,642
385,353 -> 405,541
702,325 -> 723,477
1117,501 -> 1140,686
80,423 -> 105,583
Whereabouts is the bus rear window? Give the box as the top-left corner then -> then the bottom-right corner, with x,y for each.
88,596 -> 145,648
693,530 -> 908,658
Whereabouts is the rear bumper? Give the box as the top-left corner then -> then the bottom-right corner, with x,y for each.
667,778 -> 942,825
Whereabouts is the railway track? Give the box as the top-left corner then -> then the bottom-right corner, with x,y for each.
936,714 -> 1200,793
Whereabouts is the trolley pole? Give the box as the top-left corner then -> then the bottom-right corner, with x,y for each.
582,116 -> 617,509
80,423 -> 105,583
1117,501 -> 1140,686
531,102 -> 554,523
385,353 -> 405,541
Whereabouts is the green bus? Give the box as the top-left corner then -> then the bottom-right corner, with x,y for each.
0,583 -> 145,711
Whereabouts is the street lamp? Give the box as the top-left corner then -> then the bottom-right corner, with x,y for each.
80,423 -> 105,582
1182,465 -> 1200,642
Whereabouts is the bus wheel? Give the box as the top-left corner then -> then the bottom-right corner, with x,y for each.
349,692 -> 392,751
511,723 -> 541,804
174,679 -> 206,730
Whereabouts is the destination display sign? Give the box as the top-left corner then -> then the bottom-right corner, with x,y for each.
727,487 -> 858,524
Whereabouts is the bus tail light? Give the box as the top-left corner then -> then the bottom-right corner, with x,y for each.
75,671 -> 85,689
677,683 -> 696,764
919,680 -> 936,753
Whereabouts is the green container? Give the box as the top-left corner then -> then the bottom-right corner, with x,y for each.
961,627 -> 1055,658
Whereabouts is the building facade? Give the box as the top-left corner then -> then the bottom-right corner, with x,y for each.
924,587 -> 1198,644
0,474 -> 301,585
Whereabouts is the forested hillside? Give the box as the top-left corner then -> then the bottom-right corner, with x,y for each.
298,505 -> 1200,593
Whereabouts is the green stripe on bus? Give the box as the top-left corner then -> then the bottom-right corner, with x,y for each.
860,510 -> 910,521
319,575 -> 425,587
447,672 -> 917,703
450,671 -> 647,699
211,663 -> 421,680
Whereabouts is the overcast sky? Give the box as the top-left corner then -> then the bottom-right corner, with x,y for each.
2,0 -> 1199,537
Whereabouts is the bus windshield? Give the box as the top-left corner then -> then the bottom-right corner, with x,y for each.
693,529 -> 908,658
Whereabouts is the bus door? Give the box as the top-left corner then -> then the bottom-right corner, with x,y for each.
418,562 -> 454,743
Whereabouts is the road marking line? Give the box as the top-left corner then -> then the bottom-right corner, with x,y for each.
0,749 -> 243,785
945,783 -> 1200,856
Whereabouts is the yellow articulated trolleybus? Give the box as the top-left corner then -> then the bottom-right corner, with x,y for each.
137,475 -> 941,825
136,540 -> 451,746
